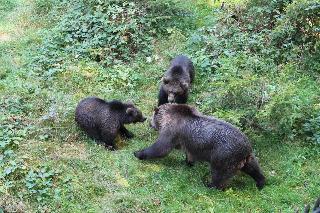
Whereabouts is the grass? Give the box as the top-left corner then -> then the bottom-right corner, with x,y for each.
0,0 -> 319,212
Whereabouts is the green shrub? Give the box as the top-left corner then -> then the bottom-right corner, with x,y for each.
303,112 -> 320,144
97,64 -> 141,90
187,0 -> 320,141
272,0 -> 319,48
257,75 -> 320,140
32,0 -> 193,77
0,125 -> 27,193
189,0 -> 319,72
25,167 -> 59,202
271,0 -> 320,71
33,0 -> 55,16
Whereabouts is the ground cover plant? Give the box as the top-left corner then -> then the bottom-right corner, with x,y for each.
0,0 -> 319,212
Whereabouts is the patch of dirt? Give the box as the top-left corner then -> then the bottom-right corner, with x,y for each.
0,32 -> 11,42
0,194 -> 30,213
50,142 -> 89,161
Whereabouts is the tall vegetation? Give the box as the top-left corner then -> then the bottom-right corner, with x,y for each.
31,0 -> 193,76
187,0 -> 320,142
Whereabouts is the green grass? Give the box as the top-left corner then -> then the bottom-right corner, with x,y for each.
0,0 -> 319,212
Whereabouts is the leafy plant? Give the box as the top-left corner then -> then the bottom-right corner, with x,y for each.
32,0 -> 193,77
25,167 -> 58,202
0,99 -> 62,204
0,125 -> 27,192
303,113 -> 320,144
186,0 -> 320,141
257,76 -> 320,140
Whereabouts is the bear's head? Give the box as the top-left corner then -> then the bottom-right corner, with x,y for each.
162,77 -> 189,103
125,102 -> 147,124
150,104 -> 201,130
149,104 -> 173,131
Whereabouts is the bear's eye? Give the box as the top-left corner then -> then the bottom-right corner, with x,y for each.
126,108 -> 136,116
132,110 -> 138,117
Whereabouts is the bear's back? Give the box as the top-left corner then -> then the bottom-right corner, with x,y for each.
75,97 -> 114,126
161,105 -> 252,156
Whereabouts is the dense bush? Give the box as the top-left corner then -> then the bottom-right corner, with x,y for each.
304,112 -> 320,144
188,0 -> 320,142
272,0 -> 319,48
257,75 -> 320,140
32,0 -> 193,76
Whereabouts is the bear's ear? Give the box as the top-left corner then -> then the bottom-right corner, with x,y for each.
162,77 -> 170,84
127,100 -> 134,106
126,108 -> 136,116
180,81 -> 189,89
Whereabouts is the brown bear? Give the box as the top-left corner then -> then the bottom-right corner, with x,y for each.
134,104 -> 266,190
158,55 -> 194,106
75,97 -> 146,150
303,198 -> 320,213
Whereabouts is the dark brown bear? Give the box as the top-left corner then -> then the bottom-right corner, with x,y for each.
134,104 -> 266,190
75,97 -> 146,150
302,198 -> 320,213
158,55 -> 194,106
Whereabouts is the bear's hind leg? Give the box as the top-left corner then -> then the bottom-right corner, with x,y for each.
185,152 -> 195,167
241,156 -> 266,190
82,127 -> 101,141
206,166 -> 236,190
100,129 -> 117,150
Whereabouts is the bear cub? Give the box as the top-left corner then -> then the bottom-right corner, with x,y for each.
134,104 -> 266,190
75,97 -> 146,150
158,55 -> 194,106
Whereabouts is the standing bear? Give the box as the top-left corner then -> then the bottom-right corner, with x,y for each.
158,55 -> 195,106
75,97 -> 146,150
134,104 -> 266,190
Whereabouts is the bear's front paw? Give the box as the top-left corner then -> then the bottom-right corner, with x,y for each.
125,131 -> 134,139
186,160 -> 195,167
105,145 -> 116,151
202,175 -> 225,191
134,150 -> 146,160
205,182 -> 225,191
256,178 -> 266,190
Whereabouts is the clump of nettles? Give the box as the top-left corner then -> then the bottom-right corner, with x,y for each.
187,0 -> 320,142
31,0 -> 192,76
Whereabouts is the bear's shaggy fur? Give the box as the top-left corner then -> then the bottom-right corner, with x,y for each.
158,55 -> 194,106
134,104 -> 266,190
75,97 -> 146,150
303,198 -> 320,213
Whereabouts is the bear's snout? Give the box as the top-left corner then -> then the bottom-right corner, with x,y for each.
168,93 -> 175,103
141,116 -> 147,122
134,150 -> 145,160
